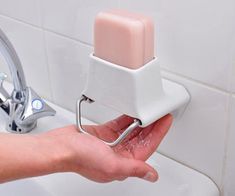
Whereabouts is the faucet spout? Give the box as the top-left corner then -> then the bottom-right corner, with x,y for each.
0,27 -> 56,133
0,28 -> 26,95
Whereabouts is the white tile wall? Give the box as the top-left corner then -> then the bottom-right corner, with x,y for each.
223,95 -> 235,196
45,31 -> 92,110
230,34 -> 235,93
41,0 -> 118,44
0,0 -> 42,26
0,1 -> 234,195
119,0 -> 235,91
231,66 -> 235,93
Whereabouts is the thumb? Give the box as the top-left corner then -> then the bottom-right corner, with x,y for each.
118,158 -> 158,182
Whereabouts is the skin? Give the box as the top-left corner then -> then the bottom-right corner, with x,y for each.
0,114 -> 172,183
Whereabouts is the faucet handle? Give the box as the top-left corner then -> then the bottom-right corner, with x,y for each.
16,87 -> 56,128
0,72 -> 7,87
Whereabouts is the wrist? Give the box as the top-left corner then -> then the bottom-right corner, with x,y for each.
35,132 -> 74,174
35,126 -> 82,174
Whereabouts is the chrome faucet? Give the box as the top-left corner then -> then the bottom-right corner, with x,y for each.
0,27 -> 56,133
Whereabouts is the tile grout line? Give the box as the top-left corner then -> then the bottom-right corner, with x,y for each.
43,27 -> 93,47
0,13 -> 93,46
41,29 -> 55,103
45,24 -> 92,46
117,0 -> 121,8
161,67 -> 232,94
0,13 -> 41,29
38,0 -> 55,102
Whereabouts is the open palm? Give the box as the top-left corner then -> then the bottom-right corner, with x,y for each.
78,114 -> 173,182
44,114 -> 172,183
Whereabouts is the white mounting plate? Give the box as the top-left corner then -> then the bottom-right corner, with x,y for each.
82,54 -> 190,127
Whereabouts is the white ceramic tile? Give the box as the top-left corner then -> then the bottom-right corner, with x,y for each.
158,71 -> 229,186
45,31 -> 120,123
0,15 -> 52,99
41,0 -> 118,45
0,0 -> 42,26
45,31 -> 91,111
119,0 -> 235,91
118,0 -> 162,13
223,95 -> 235,196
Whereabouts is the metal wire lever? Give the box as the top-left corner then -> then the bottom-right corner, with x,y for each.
76,95 -> 141,147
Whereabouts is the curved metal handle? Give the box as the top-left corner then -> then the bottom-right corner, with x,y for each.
0,27 -> 27,93
76,95 -> 141,147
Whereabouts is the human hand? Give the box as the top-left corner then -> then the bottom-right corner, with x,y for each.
39,114 -> 172,183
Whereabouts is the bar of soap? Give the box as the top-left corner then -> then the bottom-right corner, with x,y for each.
94,10 -> 154,69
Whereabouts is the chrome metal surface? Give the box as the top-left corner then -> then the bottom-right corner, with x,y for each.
0,72 -> 9,105
0,28 -> 56,133
76,95 -> 141,147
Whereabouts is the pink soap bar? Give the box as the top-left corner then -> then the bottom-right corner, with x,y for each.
94,10 -> 154,69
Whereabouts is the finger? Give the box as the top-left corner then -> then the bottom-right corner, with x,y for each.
93,115 -> 137,143
116,158 -> 158,182
83,115 -> 133,134
130,114 -> 173,160
82,125 -> 119,143
82,115 -> 135,143
114,114 -> 172,155
102,115 -> 134,132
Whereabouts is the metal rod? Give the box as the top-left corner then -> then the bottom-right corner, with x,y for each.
76,95 -> 141,147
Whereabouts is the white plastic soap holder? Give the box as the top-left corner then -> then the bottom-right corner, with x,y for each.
76,54 -> 190,146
